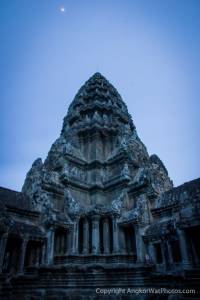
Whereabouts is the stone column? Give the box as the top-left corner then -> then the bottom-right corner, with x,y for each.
112,217 -> 119,254
61,233 -> 65,254
64,232 -> 68,254
54,234 -> 57,255
67,228 -> 72,255
119,227 -> 126,254
71,224 -> 76,255
36,244 -> 41,266
0,233 -> 8,272
160,242 -> 165,265
28,246 -> 33,266
82,218 -> 89,254
167,241 -> 174,266
35,245 -> 39,266
135,226 -> 145,263
92,215 -> 100,254
177,229 -> 192,269
41,240 -> 46,264
71,219 -> 78,255
18,239 -> 28,274
75,218 -> 80,254
162,241 -> 170,270
46,229 -> 55,264
30,246 -> 36,266
53,232 -> 57,255
148,243 -> 156,263
103,218 -> 110,254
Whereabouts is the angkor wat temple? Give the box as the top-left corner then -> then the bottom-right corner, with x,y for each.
0,73 -> 200,299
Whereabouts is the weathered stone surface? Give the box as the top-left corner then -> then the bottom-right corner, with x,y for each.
0,73 -> 200,299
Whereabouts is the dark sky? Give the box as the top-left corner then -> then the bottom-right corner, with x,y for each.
0,0 -> 200,190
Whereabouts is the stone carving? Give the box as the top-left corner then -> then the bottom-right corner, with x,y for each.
43,171 -> 60,186
64,142 -> 84,160
121,162 -> 131,179
119,208 -> 139,224
61,165 -> 87,183
120,136 -> 128,150
133,167 -> 149,186
111,191 -> 126,213
64,190 -> 81,215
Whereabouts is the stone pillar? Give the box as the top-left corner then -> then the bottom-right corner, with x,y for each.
65,232 -> 68,254
75,218 -> 79,254
148,243 -> 156,263
167,241 -> 174,266
46,229 -> 55,264
82,218 -> 89,254
18,239 -> 28,274
71,220 -> 78,255
119,227 -> 126,254
135,226 -> 145,263
61,233 -> 65,254
160,242 -> 165,265
30,246 -> 35,266
54,234 -> 58,255
36,244 -> 41,266
41,240 -> 46,264
92,215 -> 100,254
71,224 -> 76,255
67,228 -> 72,255
162,241 -> 170,270
112,217 -> 119,254
103,218 -> 110,254
0,233 -> 8,272
177,229 -> 192,269
28,245 -> 33,266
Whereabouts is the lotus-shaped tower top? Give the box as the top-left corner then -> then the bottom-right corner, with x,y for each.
62,72 -> 135,137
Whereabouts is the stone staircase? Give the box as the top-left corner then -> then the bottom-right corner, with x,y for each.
0,264 -> 154,299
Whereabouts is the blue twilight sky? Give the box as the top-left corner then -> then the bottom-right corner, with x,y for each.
0,0 -> 200,191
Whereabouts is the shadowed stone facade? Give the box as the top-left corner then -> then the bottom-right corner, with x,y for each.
0,73 -> 200,299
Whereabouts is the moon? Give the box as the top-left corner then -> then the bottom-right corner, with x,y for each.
59,6 -> 66,13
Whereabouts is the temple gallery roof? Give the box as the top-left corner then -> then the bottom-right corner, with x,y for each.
0,186 -> 33,211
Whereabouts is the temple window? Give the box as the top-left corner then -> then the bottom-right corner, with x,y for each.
124,225 -> 136,255
2,236 -> 21,273
54,228 -> 67,255
25,240 -> 42,267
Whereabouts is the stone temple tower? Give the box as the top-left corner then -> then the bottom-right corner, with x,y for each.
0,73 -> 200,299
22,72 -> 172,261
